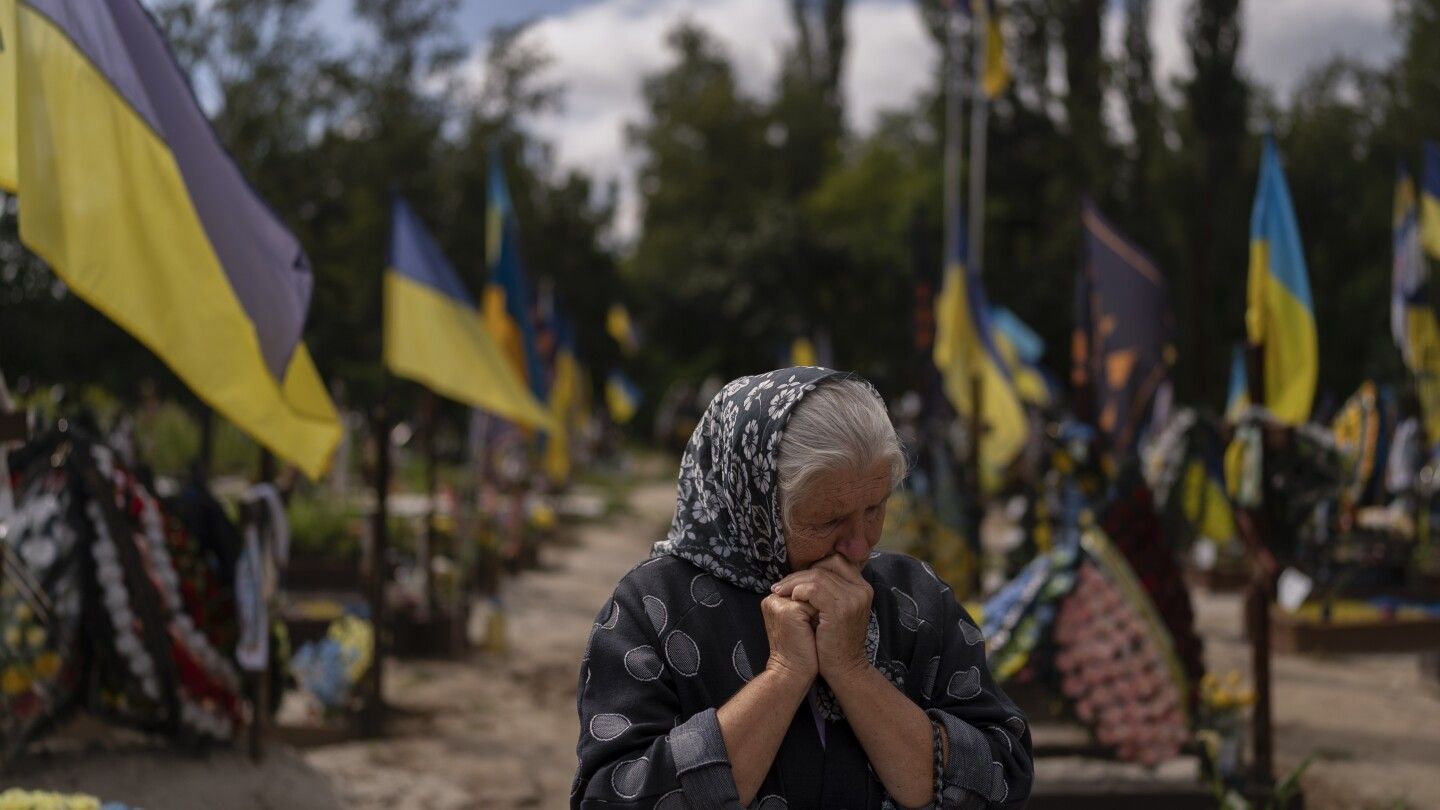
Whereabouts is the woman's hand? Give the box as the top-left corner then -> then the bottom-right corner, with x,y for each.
771,554 -> 874,680
761,593 -> 820,681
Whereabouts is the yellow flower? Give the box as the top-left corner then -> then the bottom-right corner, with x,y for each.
33,652 -> 61,679
2,665 -> 32,696
25,626 -> 46,649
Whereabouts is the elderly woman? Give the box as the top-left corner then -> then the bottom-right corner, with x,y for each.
573,368 -> 1032,809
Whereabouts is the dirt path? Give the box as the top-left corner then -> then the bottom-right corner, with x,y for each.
303,473 -> 677,809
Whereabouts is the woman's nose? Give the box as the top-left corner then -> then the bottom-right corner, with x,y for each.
834,518 -> 870,563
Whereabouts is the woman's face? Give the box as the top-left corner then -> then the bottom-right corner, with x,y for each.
783,460 -> 893,571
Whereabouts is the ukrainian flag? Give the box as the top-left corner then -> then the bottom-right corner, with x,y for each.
606,370 -> 641,426
0,0 -> 339,478
977,0 -> 1009,99
383,197 -> 550,430
543,317 -> 579,484
952,0 -> 1008,98
606,303 -> 640,356
1181,444 -> 1236,548
790,336 -> 819,368
484,151 -> 547,404
1246,136 -> 1317,425
932,220 -> 1027,493
1224,344 -> 1249,422
1393,165 -> 1440,442
1421,140 -> 1440,260
990,307 -> 1051,407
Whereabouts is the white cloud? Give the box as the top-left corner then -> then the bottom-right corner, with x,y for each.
459,0 -> 933,244
455,0 -> 1399,245
1150,0 -> 1397,99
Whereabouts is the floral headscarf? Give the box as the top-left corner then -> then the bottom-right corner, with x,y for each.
652,366 -> 881,593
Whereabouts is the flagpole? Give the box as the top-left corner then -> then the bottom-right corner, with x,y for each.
943,4 -> 966,267
965,5 -> 991,596
363,395 -> 390,737
421,390 -> 439,619
1241,343 -> 1275,786
967,2 -> 990,275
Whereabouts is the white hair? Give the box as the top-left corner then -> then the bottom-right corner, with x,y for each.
776,378 -> 906,531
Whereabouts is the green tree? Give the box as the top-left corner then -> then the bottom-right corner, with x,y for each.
1176,0 -> 1251,405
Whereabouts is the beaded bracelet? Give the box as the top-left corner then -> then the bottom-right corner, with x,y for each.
929,717 -> 946,806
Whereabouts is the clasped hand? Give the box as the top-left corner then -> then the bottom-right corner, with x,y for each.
761,554 -> 873,682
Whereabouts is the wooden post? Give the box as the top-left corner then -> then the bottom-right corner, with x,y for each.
421,391 -> 438,617
362,405 -> 390,737
1242,342 -> 1275,786
248,447 -> 278,761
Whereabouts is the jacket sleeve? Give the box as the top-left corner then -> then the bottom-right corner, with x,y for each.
921,593 -> 1034,809
573,586 -> 743,809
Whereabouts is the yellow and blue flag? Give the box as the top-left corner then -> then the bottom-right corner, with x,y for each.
0,0 -> 339,478
606,303 -> 640,356
990,307 -> 1051,407
978,0 -> 1008,99
1246,136 -> 1317,425
1075,200 -> 1173,456
543,316 -> 580,484
949,0 -> 1008,98
790,336 -> 819,368
484,151 -> 547,403
932,217 -> 1027,492
1392,165 -> 1440,442
383,196 -> 551,430
606,370 -> 641,426
1224,344 -> 1249,422
1420,140 -> 1440,260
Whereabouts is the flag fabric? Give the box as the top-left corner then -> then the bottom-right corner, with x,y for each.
790,336 -> 819,368
606,303 -> 640,356
990,307 -> 1051,406
978,0 -> 1009,99
1,0 -> 339,477
1246,136 -> 1317,425
1392,165 -> 1440,442
383,196 -> 551,430
932,219 -> 1027,493
543,317 -> 579,484
606,370 -> 641,426
0,0 -> 18,191
1421,140 -> 1440,260
1224,344 -> 1249,422
1075,200 -> 1173,456
950,0 -> 1008,98
484,151 -> 547,403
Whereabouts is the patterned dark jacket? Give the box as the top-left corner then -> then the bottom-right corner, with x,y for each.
573,367 -> 1033,808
